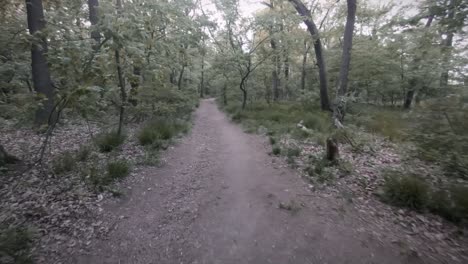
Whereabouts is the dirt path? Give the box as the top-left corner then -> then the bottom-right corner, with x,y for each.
73,99 -> 421,264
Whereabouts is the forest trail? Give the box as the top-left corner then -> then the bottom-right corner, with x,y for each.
73,99 -> 417,264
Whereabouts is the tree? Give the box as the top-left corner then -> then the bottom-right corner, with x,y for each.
115,0 -> 127,136
300,39 -> 311,91
87,0 -> 101,46
26,0 -> 55,125
333,0 -> 357,124
289,0 -> 331,111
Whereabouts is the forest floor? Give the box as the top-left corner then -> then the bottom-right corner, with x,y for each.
68,99 -> 466,264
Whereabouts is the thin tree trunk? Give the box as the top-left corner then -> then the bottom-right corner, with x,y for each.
26,0 -> 56,125
284,53 -> 290,98
115,0 -> 126,136
404,13 -> 434,109
223,82 -> 227,105
178,64 -> 185,90
115,50 -> 126,136
301,40 -> 310,90
200,53 -> 205,98
87,0 -> 100,48
271,39 -> 280,101
289,0 -> 330,111
440,0 -> 456,90
333,0 -> 357,124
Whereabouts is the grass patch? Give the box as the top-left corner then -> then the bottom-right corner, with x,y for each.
52,151 -> 76,174
428,189 -> 454,221
138,119 -> 188,147
272,146 -> 281,155
224,102 -> 329,140
269,136 -> 276,145
0,227 -> 33,264
139,148 -> 160,166
305,158 -> 336,184
86,160 -> 130,187
381,172 -> 429,210
95,131 -> 125,152
450,186 -> 468,223
286,147 -> 301,158
107,160 -> 130,180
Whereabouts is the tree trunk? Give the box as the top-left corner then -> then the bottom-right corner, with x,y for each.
200,53 -> 205,98
440,0 -> 456,90
289,0 -> 330,111
177,64 -> 185,90
271,39 -> 280,101
115,50 -> 126,136
301,40 -> 310,91
326,138 -> 339,162
115,0 -> 126,136
223,82 -> 227,105
26,0 -> 56,125
404,78 -> 416,109
333,0 -> 357,123
404,13 -> 434,109
284,53 -> 290,98
240,75 -> 248,110
241,86 -> 247,110
87,0 -> 100,47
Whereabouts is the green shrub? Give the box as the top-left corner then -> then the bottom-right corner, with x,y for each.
305,158 -> 335,183
138,119 -> 188,146
451,185 -> 468,223
140,148 -> 160,166
0,227 -> 33,264
302,112 -> 330,133
286,147 -> 301,157
428,189 -> 453,221
52,151 -> 76,174
272,146 -> 281,155
95,131 -> 125,152
87,165 -> 104,186
269,136 -> 276,145
232,111 -> 247,122
382,173 -> 429,210
107,160 -> 130,180
366,110 -> 405,141
138,125 -> 162,146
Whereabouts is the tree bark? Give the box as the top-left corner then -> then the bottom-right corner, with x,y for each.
288,0 -> 330,111
326,138 -> 339,161
115,0 -> 126,136
270,39 -> 280,101
26,0 -> 56,125
404,13 -> 434,109
440,0 -> 456,90
200,52 -> 205,98
178,64 -> 185,90
284,52 -> 290,98
300,40 -> 310,91
333,0 -> 357,123
87,0 -> 101,47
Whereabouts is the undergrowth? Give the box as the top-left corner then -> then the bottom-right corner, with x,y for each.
0,226 -> 33,264
95,131 -> 125,152
138,119 -> 189,147
381,170 -> 468,225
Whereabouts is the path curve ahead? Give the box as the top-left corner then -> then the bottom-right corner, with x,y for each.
75,99 -> 415,264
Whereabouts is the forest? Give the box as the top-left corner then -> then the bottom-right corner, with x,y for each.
0,0 -> 467,263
